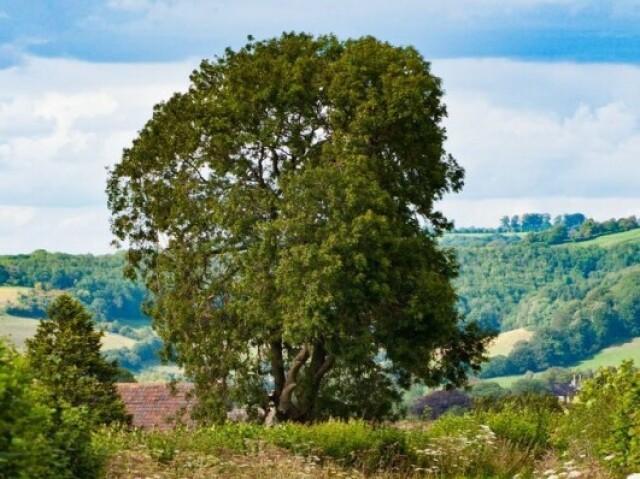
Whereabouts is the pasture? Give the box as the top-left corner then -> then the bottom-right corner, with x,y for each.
0,313 -> 136,351
0,286 -> 31,305
564,228 -> 640,248
487,327 -> 533,357
484,336 -> 640,387
576,337 -> 640,370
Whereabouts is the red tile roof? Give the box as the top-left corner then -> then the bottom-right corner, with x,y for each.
116,383 -> 195,430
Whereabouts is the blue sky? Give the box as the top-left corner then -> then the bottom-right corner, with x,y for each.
0,1 -> 639,252
2,1 -> 640,64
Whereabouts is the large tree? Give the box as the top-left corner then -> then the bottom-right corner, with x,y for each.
107,33 -> 490,422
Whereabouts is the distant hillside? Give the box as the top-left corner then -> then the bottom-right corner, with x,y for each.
566,227 -> 640,248
0,254 -> 161,377
0,251 -> 148,323
1,226 -> 638,379
449,228 -> 640,378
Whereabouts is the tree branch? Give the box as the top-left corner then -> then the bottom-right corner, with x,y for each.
313,355 -> 335,382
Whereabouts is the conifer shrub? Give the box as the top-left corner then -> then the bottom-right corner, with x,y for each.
0,339 -> 100,479
25,294 -> 130,426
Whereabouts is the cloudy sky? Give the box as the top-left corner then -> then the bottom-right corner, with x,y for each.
1,1 -> 639,253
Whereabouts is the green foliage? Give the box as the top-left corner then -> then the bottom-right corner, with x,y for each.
469,381 -> 507,399
106,32 -> 490,422
268,421 -> 409,470
0,338 -> 101,479
103,334 -> 163,372
474,393 -> 562,449
555,361 -> 640,473
0,251 -> 147,323
25,294 -> 130,426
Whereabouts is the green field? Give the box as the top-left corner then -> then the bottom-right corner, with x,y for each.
485,336 -> 640,388
444,232 -> 525,238
576,337 -> 640,369
564,228 -> 640,248
0,285 -> 140,351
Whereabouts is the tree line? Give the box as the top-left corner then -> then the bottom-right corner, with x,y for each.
451,213 -> 639,246
0,250 -> 147,323
448,235 -> 640,378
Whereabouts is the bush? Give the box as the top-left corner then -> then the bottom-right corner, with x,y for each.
410,389 -> 472,419
0,339 -> 101,479
474,393 -> 562,449
469,381 -> 507,399
555,361 -> 640,474
267,420 -> 409,471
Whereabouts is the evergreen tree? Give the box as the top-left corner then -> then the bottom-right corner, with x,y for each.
25,294 -> 130,425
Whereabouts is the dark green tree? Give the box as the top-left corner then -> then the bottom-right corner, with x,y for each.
25,294 -> 130,425
107,33 -> 491,422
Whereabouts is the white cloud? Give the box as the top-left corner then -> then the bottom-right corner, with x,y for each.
0,56 -> 638,251
0,206 -> 37,231
431,59 -> 640,225
440,197 -> 639,229
0,205 -> 112,254
106,0 -> 153,12
0,56 -> 194,207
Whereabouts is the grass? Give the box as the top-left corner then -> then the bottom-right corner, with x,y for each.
487,328 -> 533,357
0,286 -> 31,305
0,285 -> 138,351
563,228 -> 640,248
443,232 -> 526,238
576,337 -> 640,370
0,313 -> 136,351
484,336 -> 640,388
95,418 -> 615,479
484,373 -> 529,388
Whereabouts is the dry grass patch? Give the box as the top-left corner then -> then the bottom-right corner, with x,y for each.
104,446 -> 425,479
0,286 -> 31,306
488,328 -> 533,357
0,314 -> 135,351
533,450 -> 615,479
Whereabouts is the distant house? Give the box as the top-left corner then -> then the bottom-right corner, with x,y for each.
116,383 -> 195,430
551,374 -> 585,404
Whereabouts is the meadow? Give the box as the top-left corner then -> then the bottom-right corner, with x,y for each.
487,328 -> 533,357
563,228 -> 640,248
0,286 -> 137,351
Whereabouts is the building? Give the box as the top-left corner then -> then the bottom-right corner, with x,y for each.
116,383 -> 195,430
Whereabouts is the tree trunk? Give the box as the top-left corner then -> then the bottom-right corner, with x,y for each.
277,345 -> 309,421
269,338 -> 286,407
271,340 -> 335,423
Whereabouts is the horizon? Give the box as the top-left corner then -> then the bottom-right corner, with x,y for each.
1,1 -> 639,254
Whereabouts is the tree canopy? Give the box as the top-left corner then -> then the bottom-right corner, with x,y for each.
107,33 -> 490,422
